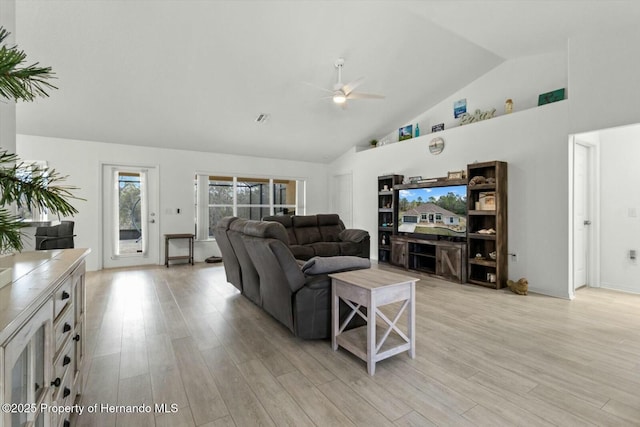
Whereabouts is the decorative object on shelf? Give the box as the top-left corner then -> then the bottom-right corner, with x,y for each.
447,170 -> 465,180
475,253 -> 484,259
370,139 -> 378,147
505,99 -> 513,114
454,98 -> 467,118
468,175 -> 486,186
381,234 -> 387,245
378,136 -> 392,147
431,123 -> 445,132
428,137 -> 445,155
507,277 -> 529,295
538,88 -> 565,106
486,177 -> 496,184
487,273 -> 497,283
489,251 -> 497,260
382,184 -> 389,191
478,192 -> 496,210
477,228 -> 496,235
459,108 -> 496,126
399,124 -> 413,141
407,176 -> 423,183
414,124 -> 420,137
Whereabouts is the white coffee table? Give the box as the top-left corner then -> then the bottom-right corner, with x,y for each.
329,268 -> 418,375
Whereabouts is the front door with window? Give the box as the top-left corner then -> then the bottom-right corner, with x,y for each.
102,164 -> 159,268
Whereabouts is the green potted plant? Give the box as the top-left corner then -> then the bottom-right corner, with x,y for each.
0,26 -> 79,254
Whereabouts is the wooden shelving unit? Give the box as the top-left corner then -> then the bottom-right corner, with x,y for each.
466,161 -> 508,289
377,174 -> 403,264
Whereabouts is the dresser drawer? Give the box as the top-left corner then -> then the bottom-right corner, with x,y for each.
54,278 -> 73,320
54,306 -> 74,352
54,336 -> 75,381
52,367 -> 74,407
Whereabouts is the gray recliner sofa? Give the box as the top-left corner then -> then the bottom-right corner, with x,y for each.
261,214 -> 370,260
215,217 -> 368,339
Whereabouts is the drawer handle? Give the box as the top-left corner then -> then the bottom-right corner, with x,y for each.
61,291 -> 70,300
63,355 -> 71,366
63,323 -> 72,333
73,334 -> 81,342
51,377 -> 61,387
63,387 -> 71,398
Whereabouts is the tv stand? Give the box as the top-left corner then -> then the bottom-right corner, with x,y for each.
390,236 -> 466,283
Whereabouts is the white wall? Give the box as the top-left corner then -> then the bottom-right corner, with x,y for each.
17,135 -> 329,271
569,24 -> 640,134
598,125 -> 640,293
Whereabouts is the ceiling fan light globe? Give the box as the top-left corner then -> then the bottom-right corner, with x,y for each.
333,93 -> 346,104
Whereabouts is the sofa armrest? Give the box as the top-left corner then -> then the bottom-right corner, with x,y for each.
301,256 -> 371,276
338,228 -> 370,243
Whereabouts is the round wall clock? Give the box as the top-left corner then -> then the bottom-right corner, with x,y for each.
428,137 -> 445,155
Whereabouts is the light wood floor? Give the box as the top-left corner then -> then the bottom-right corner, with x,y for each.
75,262 -> 640,427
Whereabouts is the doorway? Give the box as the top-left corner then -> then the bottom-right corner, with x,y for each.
102,164 -> 159,268
571,140 -> 597,295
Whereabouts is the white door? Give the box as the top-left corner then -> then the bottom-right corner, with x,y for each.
102,164 -> 159,268
573,143 -> 590,290
332,173 -> 353,228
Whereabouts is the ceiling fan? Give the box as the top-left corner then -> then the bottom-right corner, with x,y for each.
309,58 -> 385,106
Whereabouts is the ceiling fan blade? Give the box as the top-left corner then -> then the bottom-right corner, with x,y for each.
303,81 -> 334,94
347,92 -> 385,100
342,76 -> 365,96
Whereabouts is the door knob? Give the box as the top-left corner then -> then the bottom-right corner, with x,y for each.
150,219 -> 156,223
584,220 -> 592,225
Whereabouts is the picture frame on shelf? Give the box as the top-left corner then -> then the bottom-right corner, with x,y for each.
478,191 -> 496,210
454,98 -> 467,118
538,88 -> 565,106
399,125 -> 413,141
431,123 -> 445,132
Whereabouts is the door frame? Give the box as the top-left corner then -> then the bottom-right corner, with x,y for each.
568,136 -> 600,298
98,162 -> 161,270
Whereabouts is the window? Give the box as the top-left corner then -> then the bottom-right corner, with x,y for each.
435,213 -> 442,222
420,213 -> 427,220
195,174 -> 305,240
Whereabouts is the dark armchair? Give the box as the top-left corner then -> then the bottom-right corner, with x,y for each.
35,221 -> 76,250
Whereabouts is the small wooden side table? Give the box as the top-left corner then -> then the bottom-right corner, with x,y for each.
329,268 -> 418,375
164,233 -> 194,267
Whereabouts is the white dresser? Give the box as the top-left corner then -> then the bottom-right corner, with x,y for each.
0,249 -> 89,427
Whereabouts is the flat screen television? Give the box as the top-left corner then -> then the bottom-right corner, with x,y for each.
397,185 -> 467,240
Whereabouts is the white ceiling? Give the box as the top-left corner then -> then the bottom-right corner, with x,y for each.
13,1 -> 640,163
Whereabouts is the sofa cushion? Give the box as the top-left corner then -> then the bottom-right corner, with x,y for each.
243,220 -> 289,245
289,244 -> 316,261
317,214 -> 344,242
262,215 -> 297,245
301,256 -> 371,275
292,215 -> 322,245
309,242 -> 340,257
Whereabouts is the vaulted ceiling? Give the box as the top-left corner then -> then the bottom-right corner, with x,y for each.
14,1 -> 640,162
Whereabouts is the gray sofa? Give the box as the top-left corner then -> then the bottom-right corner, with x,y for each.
261,214 -> 370,260
215,217 -> 368,339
